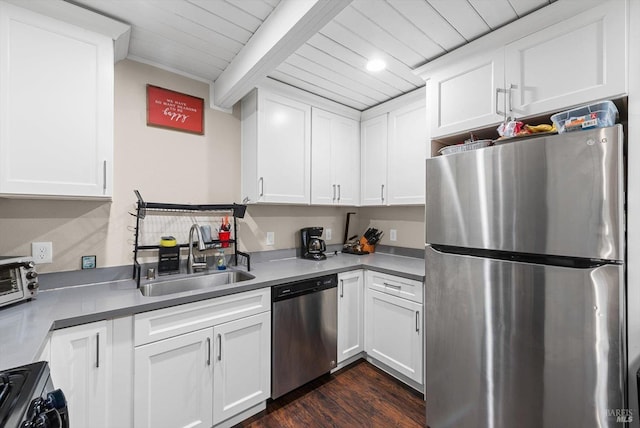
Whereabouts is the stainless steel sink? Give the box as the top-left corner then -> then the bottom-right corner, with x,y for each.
139,271 -> 255,297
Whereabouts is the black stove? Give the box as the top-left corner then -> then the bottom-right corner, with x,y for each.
0,362 -> 68,428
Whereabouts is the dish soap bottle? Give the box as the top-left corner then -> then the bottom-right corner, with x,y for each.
215,249 -> 226,270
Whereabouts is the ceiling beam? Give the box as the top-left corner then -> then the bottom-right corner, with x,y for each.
212,0 -> 352,109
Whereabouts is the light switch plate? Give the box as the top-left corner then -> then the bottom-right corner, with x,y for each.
390,229 -> 397,242
266,232 -> 275,246
325,228 -> 332,240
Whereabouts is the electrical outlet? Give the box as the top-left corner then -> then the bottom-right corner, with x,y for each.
32,242 -> 53,264
266,232 -> 275,246
390,229 -> 397,242
325,228 -> 332,240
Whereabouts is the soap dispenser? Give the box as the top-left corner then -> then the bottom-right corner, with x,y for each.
215,249 -> 226,270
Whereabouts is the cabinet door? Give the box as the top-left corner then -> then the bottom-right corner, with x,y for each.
387,100 -> 428,205
332,114 -> 360,205
506,0 -> 626,117
430,49 -> 505,138
365,288 -> 423,384
360,114 -> 388,206
50,321 -> 110,428
0,2 -> 113,198
338,271 -> 364,363
134,328 -> 213,428
311,109 -> 359,206
212,312 -> 271,425
311,108 -> 335,205
258,92 -> 311,204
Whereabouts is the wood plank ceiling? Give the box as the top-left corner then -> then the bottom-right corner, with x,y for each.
67,0 -> 555,111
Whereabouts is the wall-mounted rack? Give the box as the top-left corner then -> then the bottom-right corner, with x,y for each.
132,190 -> 250,285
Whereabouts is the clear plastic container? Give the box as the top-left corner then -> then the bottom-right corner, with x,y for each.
215,249 -> 226,270
550,100 -> 618,134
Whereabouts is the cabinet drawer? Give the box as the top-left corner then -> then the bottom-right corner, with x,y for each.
134,288 -> 270,346
365,271 -> 423,304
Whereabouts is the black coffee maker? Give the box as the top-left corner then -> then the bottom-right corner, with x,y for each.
300,227 -> 327,260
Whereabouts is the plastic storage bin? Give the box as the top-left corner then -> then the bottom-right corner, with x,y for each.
551,100 -> 618,133
439,139 -> 492,155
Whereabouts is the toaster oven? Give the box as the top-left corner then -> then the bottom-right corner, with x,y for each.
0,256 -> 38,309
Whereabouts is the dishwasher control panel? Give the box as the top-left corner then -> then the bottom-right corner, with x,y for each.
272,274 -> 337,301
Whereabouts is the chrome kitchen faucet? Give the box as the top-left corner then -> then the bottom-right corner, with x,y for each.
187,224 -> 207,273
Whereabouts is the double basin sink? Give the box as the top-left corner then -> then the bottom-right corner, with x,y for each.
139,270 -> 255,297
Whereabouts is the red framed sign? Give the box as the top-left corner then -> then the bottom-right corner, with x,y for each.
146,85 -> 204,134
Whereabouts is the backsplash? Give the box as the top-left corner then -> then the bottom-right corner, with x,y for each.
238,205 -> 424,254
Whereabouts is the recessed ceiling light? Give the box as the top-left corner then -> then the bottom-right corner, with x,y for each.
366,59 -> 386,72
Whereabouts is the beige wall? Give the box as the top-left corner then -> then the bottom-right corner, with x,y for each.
358,206 -> 425,250
0,60 -> 424,273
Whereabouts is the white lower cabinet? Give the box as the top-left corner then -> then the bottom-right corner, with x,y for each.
133,288 -> 271,428
364,273 -> 423,385
213,312 -> 271,425
134,328 -> 214,428
337,270 -> 364,363
50,321 -> 110,428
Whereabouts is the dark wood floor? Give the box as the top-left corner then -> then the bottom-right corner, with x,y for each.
234,359 -> 426,428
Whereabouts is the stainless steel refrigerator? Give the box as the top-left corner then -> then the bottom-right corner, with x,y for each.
425,125 -> 626,427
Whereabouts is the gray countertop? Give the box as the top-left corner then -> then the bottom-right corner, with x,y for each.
0,252 -> 424,371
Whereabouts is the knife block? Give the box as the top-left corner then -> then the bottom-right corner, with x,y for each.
360,236 -> 375,253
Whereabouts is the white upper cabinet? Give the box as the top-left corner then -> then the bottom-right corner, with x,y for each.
0,2 -> 114,198
360,114 -> 388,206
387,100 -> 427,205
311,108 -> 360,205
505,0 -> 626,118
361,89 -> 427,206
422,0 -> 627,138
428,50 -> 505,138
241,89 -> 311,204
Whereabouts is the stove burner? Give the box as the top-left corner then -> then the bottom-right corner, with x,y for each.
0,363 -> 68,428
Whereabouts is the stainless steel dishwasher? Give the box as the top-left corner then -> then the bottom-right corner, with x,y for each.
271,274 -> 337,399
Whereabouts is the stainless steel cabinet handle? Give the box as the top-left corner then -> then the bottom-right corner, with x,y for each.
381,184 -> 385,202
416,311 -> 420,333
259,177 -> 264,197
383,282 -> 401,290
102,160 -> 107,194
206,337 -> 211,366
338,184 -> 341,201
96,333 -> 100,368
496,88 -> 508,117
508,83 -> 514,114
340,279 -> 344,298
333,184 -> 336,201
217,334 -> 222,361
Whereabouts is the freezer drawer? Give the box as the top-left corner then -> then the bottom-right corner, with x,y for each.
425,246 -> 625,428
425,125 -> 624,261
